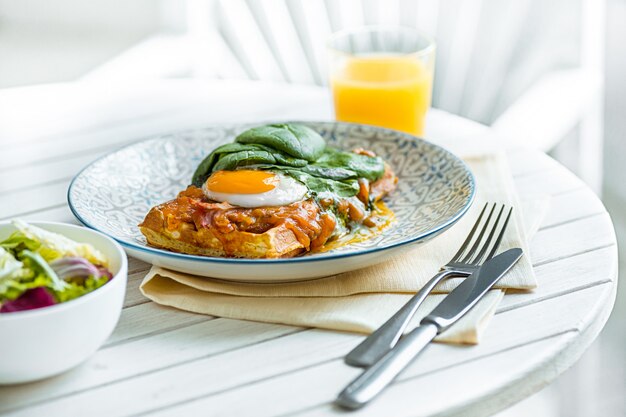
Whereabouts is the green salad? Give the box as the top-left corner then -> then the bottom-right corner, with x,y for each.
0,220 -> 112,313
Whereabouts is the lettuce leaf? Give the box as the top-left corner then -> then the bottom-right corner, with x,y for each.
0,233 -> 39,253
0,247 -> 24,281
55,275 -> 109,303
0,247 -> 30,297
0,273 -> 50,301
10,220 -> 108,266
20,250 -> 68,291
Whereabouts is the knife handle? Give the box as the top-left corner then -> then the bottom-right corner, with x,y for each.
336,323 -> 439,410
345,270 -> 453,368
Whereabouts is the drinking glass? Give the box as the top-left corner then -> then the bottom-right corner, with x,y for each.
328,27 -> 436,136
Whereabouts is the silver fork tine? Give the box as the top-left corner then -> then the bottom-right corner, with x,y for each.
484,207 -> 514,261
459,203 -> 497,264
448,202 -> 489,262
470,205 -> 505,265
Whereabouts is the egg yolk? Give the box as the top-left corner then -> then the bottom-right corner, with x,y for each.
205,170 -> 278,194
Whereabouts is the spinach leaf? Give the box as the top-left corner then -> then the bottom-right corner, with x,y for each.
312,148 -> 385,181
192,143 -> 307,186
235,124 -> 326,162
295,174 -> 360,198
191,123 -> 384,203
192,143 -> 251,186
252,165 -> 360,198
301,165 -> 359,180
212,150 -> 278,172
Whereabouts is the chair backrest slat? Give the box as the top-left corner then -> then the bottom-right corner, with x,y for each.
186,0 -> 246,79
329,0 -> 365,30
207,31 -> 250,79
398,0 -> 418,29
435,0 -> 485,115
415,0 -> 439,38
459,0 -> 534,122
216,0 -> 285,82
286,0 -> 333,86
248,0 -> 316,84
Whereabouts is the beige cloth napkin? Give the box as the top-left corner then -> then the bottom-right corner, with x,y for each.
141,153 -> 549,344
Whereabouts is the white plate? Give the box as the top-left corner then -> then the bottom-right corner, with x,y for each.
68,121 -> 475,282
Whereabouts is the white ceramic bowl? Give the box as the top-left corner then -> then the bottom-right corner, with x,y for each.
0,221 -> 128,384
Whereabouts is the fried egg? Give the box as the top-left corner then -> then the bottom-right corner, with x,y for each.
202,170 -> 307,207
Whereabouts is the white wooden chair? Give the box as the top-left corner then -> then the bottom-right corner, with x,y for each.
84,0 -> 605,193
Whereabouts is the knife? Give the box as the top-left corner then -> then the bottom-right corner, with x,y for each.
335,248 -> 523,410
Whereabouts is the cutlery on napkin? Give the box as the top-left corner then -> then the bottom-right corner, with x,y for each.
140,153 -> 549,345
336,248 -> 524,409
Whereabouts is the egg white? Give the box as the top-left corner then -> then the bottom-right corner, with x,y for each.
202,172 -> 308,207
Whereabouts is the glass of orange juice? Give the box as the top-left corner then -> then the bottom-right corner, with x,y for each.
328,27 -> 435,136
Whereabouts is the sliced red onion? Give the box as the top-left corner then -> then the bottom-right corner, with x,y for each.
49,257 -> 112,281
0,287 -> 56,312
96,265 -> 113,280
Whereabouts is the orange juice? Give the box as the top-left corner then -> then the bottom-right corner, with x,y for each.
331,55 -> 433,136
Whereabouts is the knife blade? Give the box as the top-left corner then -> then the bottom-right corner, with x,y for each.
335,248 -> 523,410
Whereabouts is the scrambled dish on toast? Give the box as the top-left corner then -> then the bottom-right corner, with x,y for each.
139,123 -> 397,258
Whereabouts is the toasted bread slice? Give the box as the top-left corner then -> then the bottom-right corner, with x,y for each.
139,205 -> 306,258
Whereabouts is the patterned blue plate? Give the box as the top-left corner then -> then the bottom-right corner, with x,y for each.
68,121 -> 475,282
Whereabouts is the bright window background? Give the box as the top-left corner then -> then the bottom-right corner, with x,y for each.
0,0 -> 162,86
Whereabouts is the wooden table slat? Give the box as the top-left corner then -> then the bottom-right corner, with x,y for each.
498,245 -> 617,312
292,334 -> 577,417
104,303 -> 211,347
530,213 -> 615,266
2,204 -> 76,224
0,181 -> 71,219
0,151 -> 109,194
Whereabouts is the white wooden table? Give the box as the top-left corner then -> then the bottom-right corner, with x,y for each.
0,79 -> 618,417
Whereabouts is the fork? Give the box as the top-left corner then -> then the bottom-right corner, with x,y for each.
345,202 -> 513,367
